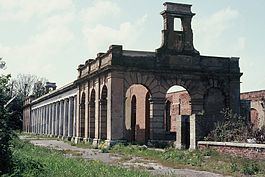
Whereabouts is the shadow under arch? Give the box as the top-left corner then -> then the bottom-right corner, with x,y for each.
89,89 -> 96,139
80,92 -> 86,138
100,85 -> 108,140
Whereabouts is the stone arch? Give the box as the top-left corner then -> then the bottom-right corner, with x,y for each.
80,92 -> 86,138
125,84 -> 151,143
89,89 -> 96,139
100,85 -> 108,140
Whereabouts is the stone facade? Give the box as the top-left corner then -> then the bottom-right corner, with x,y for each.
23,2 -> 242,149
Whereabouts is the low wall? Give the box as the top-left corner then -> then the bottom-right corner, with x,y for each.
198,141 -> 265,159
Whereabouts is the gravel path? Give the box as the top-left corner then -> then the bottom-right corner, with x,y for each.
26,137 -> 225,177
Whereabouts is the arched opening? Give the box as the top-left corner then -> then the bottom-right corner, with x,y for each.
100,85 -> 107,140
80,93 -> 86,138
89,89 -> 95,139
131,95 -> 136,142
125,84 -> 151,144
250,108 -> 259,129
166,85 -> 191,148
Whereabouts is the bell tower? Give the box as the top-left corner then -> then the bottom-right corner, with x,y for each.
157,2 -> 199,55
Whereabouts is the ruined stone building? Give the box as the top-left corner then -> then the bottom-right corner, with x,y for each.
23,2 -> 242,149
240,90 -> 265,129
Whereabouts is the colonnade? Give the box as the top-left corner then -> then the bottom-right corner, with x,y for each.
30,96 -> 77,139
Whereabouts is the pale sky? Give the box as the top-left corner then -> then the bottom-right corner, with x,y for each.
0,0 -> 264,92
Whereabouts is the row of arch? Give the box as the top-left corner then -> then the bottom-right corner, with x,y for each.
79,85 -> 108,140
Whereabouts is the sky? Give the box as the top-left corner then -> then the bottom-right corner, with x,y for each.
0,0 -> 264,93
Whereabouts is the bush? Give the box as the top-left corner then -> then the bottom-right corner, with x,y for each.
206,108 -> 251,142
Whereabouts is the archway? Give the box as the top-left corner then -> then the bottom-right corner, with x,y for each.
100,85 -> 107,140
80,92 -> 85,137
89,89 -> 95,139
125,84 -> 151,143
166,85 -> 191,147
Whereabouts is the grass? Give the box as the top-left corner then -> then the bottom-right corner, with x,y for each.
7,138 -> 151,177
110,144 -> 265,176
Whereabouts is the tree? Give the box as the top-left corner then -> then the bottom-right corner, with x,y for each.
32,79 -> 47,98
0,74 -> 13,175
11,73 -> 47,99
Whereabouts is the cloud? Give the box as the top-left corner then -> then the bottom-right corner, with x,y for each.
81,0 -> 148,55
0,0 -> 74,22
0,0 -> 75,81
80,0 -> 121,25
193,7 -> 242,55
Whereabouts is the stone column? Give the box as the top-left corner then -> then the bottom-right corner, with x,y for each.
102,74 -> 124,146
37,109 -> 40,134
32,110 -> 34,133
51,103 -> 55,136
75,91 -> 80,138
49,104 -> 52,135
59,100 -> 64,137
55,102 -> 60,136
40,107 -> 44,135
175,115 -> 190,149
85,85 -> 89,141
93,80 -> 100,145
73,96 -> 77,139
149,97 -> 166,140
68,97 -> 74,138
44,105 -> 48,135
63,99 -> 69,139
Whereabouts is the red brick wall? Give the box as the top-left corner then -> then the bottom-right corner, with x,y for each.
166,90 -> 191,132
198,143 -> 265,159
127,85 -> 149,142
240,90 -> 265,101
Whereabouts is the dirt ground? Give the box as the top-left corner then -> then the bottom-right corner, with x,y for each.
22,136 -> 226,177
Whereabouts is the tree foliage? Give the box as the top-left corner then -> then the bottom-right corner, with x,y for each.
206,108 -> 265,143
0,74 -> 14,175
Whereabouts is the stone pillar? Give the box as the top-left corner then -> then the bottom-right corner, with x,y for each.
32,110 -> 34,133
93,80 -> 100,145
149,97 -> 166,140
63,99 -> 69,139
68,97 -> 74,138
189,114 -> 207,150
49,104 -> 52,135
40,108 -> 43,134
175,115 -> 190,149
51,103 -> 55,136
73,96 -> 77,139
59,100 -> 64,137
76,91 -> 80,138
32,110 -> 35,133
45,105 -> 48,135
85,85 -> 89,141
105,74 -> 124,146
38,109 -> 40,134
55,102 -> 60,136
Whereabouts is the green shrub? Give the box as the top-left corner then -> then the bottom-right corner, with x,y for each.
241,161 -> 260,175
206,108 -> 251,142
